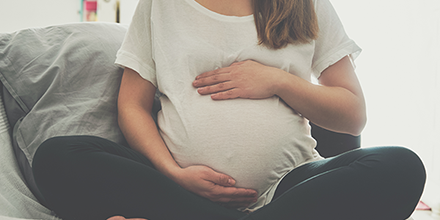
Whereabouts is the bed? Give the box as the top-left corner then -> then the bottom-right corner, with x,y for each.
0,22 -> 415,220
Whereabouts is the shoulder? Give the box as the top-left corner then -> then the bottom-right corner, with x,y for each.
130,0 -> 153,19
136,0 -> 153,9
313,0 -> 340,21
313,0 -> 333,11
313,0 -> 344,29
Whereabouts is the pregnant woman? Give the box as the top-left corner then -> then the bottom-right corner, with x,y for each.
32,0 -> 426,219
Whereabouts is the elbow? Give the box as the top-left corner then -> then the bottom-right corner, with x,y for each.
313,114 -> 366,137
347,113 -> 367,137
117,104 -> 128,132
347,99 -> 367,136
348,126 -> 364,137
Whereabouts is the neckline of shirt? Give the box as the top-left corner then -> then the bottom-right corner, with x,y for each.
184,0 -> 254,23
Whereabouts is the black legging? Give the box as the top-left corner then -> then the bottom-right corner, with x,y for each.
32,136 -> 425,220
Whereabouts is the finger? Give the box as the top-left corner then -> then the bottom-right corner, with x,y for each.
196,66 -> 233,80
193,72 -> 231,88
197,82 -> 235,95
210,89 -> 240,100
216,187 -> 258,200
107,217 -> 127,220
205,185 -> 258,204
206,171 -> 236,187
208,185 -> 258,203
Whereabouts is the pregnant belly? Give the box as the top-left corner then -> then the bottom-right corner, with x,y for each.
158,96 -> 315,195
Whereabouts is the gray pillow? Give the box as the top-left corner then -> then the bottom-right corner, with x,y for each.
0,22 -> 129,205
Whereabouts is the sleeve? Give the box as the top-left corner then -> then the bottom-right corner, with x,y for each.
115,0 -> 157,87
311,0 -> 362,79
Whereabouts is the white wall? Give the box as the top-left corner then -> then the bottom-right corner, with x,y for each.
331,0 -> 440,213
119,0 -> 138,25
0,0 -> 80,33
0,0 -> 138,33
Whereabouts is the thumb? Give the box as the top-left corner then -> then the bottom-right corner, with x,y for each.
107,217 -> 128,220
211,172 -> 236,187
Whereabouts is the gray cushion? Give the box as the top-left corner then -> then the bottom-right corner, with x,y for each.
0,22 -> 129,204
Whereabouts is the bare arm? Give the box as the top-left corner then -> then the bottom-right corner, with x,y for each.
118,68 -> 258,208
275,56 -> 366,136
193,56 -> 366,136
118,68 -> 180,177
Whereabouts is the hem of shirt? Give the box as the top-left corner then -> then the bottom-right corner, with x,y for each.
312,40 -> 362,79
242,154 -> 324,213
239,179 -> 281,213
115,50 -> 157,88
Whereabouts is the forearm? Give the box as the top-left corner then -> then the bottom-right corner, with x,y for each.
192,57 -> 366,135
118,107 -> 182,178
118,107 -> 181,178
117,67 -> 182,178
275,71 -> 366,136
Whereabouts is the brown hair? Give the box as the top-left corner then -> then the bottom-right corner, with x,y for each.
253,0 -> 319,49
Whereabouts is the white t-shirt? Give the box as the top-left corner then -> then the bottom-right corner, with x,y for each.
115,0 -> 361,211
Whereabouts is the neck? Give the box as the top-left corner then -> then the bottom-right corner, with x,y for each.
194,0 -> 253,17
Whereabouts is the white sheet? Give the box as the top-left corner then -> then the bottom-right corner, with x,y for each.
0,95 -> 59,220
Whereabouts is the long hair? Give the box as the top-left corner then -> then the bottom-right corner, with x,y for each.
253,0 -> 319,49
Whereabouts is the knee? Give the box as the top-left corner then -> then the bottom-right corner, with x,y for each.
378,147 -> 425,176
385,147 -> 424,173
32,137 -> 71,176
372,147 -> 426,217
373,146 -> 426,193
34,137 -> 62,165
33,135 -> 117,176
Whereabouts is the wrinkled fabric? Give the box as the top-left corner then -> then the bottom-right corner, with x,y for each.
0,22 -> 129,206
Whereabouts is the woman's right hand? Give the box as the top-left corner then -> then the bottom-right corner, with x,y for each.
171,165 -> 258,209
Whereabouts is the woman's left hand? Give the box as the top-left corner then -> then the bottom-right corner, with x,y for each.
192,60 -> 282,100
